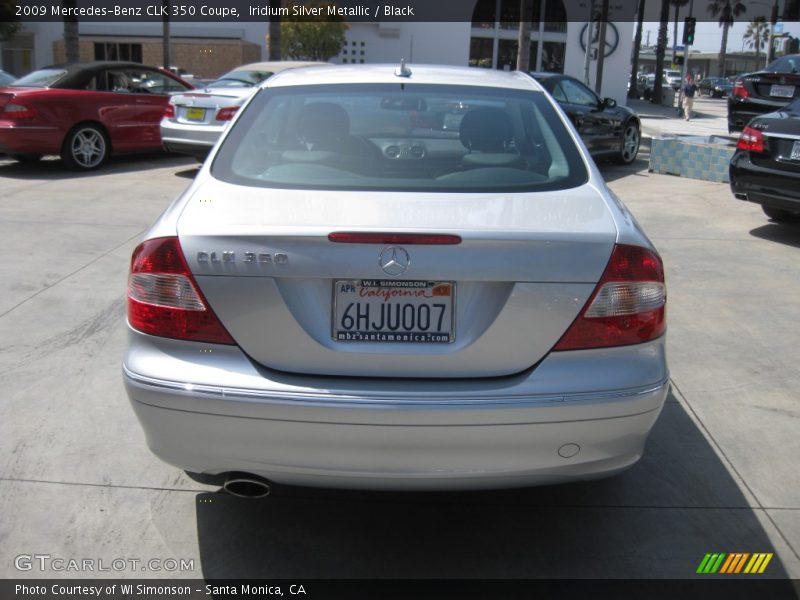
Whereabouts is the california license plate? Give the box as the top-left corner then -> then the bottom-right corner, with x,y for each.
333,280 -> 455,343
791,141 -> 800,161
769,84 -> 794,98
185,107 -> 206,121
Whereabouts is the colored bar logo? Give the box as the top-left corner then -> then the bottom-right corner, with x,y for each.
697,553 -> 773,574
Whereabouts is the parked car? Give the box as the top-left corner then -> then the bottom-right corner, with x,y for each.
698,77 -> 732,98
529,72 -> 641,164
0,70 -> 15,87
728,54 -> 800,133
0,61 -> 193,169
639,74 -> 656,100
730,96 -> 800,223
124,64 -> 668,493
663,69 -> 683,90
160,61 -> 326,160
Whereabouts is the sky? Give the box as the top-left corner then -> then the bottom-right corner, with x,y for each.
641,20 -> 800,54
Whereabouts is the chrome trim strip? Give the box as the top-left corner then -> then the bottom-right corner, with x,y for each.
0,125 -> 59,130
122,365 -> 668,408
763,132 -> 800,141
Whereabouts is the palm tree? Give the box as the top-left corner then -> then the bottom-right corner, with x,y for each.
267,0 -> 281,60
708,0 -> 747,77
629,0 -> 646,98
653,0 -> 671,104
62,0 -> 79,64
516,0 -> 534,71
162,0 -> 171,69
744,16 -> 770,67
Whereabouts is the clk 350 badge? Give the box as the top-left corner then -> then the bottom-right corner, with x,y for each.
197,251 -> 288,264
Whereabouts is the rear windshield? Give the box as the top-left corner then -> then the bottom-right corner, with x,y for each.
11,69 -> 67,88
766,55 -> 800,74
212,83 -> 588,193
209,70 -> 274,88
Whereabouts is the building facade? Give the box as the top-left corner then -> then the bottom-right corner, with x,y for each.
2,0 -> 635,104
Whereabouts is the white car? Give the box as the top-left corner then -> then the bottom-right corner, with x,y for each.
664,69 -> 683,89
160,61 -> 326,160
125,64 -> 668,494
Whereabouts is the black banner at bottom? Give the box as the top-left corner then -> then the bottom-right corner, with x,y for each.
2,579 -> 800,600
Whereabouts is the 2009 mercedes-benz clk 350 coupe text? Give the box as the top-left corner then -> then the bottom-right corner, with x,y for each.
123,64 -> 668,491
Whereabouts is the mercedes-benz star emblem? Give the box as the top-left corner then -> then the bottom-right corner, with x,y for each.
379,246 -> 410,276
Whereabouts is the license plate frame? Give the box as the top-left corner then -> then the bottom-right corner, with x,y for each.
332,279 -> 455,344
185,107 -> 206,121
791,140 -> 800,161
769,84 -> 794,98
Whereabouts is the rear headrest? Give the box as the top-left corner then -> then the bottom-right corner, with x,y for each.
459,107 -> 514,152
298,102 -> 350,148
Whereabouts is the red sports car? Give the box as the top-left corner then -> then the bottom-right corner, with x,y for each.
0,61 -> 193,170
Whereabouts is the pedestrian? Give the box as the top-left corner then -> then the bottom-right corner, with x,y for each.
682,75 -> 698,121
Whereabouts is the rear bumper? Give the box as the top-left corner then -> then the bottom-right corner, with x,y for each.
160,120 -> 222,157
0,123 -> 62,155
730,152 -> 800,212
162,139 -> 211,159
727,98 -> 790,131
123,329 -> 669,490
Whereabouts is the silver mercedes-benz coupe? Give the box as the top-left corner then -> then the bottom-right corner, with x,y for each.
160,61 -> 326,160
124,64 -> 668,492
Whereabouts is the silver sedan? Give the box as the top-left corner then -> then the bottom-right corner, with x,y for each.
160,61 -> 326,160
125,64 -> 668,493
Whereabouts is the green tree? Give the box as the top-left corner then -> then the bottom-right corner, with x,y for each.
281,2 -> 348,61
744,16 -> 770,67
708,0 -> 747,77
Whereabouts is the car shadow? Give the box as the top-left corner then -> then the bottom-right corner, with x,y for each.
596,139 -> 651,183
749,223 -> 800,249
0,152 -> 195,180
175,166 -> 202,180
193,390 -> 795,580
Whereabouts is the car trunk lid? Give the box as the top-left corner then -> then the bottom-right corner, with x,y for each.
176,179 -> 618,378
170,89 -> 252,125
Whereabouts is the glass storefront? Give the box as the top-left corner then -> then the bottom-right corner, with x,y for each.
469,0 -> 566,73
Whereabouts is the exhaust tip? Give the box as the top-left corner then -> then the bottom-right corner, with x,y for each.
223,472 -> 272,499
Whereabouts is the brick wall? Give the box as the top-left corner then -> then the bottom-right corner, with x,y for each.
53,38 -> 262,78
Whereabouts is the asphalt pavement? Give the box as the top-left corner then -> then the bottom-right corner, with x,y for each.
0,145 -> 798,581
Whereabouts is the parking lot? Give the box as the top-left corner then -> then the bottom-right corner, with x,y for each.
0,138 -> 799,580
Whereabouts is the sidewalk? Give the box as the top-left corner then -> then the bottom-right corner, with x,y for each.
627,97 -> 734,140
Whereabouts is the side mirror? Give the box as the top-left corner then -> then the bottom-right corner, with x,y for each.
603,97 -> 617,109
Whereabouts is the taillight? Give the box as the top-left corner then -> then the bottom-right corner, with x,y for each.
163,103 -> 175,119
216,106 -> 239,121
3,103 -> 36,119
732,80 -> 749,99
127,237 -> 235,344
554,244 -> 666,351
737,126 -> 764,153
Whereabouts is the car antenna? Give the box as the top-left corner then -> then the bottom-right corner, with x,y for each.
395,59 -> 412,78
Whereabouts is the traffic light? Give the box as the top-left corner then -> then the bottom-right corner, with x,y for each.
683,17 -> 696,45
